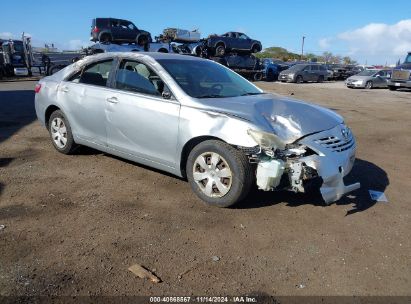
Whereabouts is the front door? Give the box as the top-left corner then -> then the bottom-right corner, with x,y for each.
237,33 -> 251,50
105,59 -> 180,168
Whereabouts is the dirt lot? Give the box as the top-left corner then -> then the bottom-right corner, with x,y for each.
0,80 -> 410,297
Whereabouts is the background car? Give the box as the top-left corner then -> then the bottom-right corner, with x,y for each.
90,18 -> 152,47
261,59 -> 289,81
205,32 -> 262,56
345,69 -> 392,89
278,64 -> 328,83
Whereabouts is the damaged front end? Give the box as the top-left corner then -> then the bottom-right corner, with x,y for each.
245,122 -> 360,204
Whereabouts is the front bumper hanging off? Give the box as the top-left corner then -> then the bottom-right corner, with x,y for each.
254,124 -> 361,204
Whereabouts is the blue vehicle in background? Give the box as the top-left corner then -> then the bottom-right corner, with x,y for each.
261,58 -> 289,81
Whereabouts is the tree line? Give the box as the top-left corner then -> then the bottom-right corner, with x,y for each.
255,47 -> 358,65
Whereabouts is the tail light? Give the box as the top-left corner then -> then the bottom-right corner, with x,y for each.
92,26 -> 100,33
34,83 -> 42,93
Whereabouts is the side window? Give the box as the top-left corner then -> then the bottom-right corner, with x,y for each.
303,65 -> 310,71
79,60 -> 113,87
319,65 -> 326,71
311,65 -> 319,71
115,60 -> 163,96
238,34 -> 248,39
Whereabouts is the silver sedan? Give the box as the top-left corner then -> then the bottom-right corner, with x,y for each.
35,52 -> 360,207
345,69 -> 392,89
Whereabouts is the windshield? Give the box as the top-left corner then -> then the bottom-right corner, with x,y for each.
356,70 -> 377,76
157,59 -> 262,98
405,54 -> 411,63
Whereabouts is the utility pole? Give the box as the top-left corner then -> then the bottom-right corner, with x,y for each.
301,36 -> 306,60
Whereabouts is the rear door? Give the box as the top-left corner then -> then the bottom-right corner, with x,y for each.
105,58 -> 180,168
58,59 -> 115,146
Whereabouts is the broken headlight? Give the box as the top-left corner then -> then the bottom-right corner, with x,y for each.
247,129 -> 286,151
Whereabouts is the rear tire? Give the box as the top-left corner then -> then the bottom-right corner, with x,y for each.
48,110 -> 77,155
99,33 -> 112,44
253,72 -> 263,81
186,140 -> 253,208
317,75 -> 324,83
251,44 -> 260,53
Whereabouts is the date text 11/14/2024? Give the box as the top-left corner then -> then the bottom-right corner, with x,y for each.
149,296 -> 258,303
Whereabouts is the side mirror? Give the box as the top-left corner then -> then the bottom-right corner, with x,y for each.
162,90 -> 172,100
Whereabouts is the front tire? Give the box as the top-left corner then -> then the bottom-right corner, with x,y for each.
365,81 -> 373,89
186,140 -> 253,207
296,75 -> 303,83
215,44 -> 226,57
48,110 -> 77,154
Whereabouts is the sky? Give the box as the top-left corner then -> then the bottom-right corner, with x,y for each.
1,0 -> 410,65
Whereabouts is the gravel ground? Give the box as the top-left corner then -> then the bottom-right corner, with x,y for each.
0,80 -> 410,297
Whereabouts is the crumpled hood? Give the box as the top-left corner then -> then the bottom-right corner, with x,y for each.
192,93 -> 343,143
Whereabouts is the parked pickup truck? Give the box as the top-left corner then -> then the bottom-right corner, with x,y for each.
388,52 -> 411,90
205,32 -> 262,57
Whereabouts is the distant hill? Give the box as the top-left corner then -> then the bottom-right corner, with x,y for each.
254,46 -> 300,61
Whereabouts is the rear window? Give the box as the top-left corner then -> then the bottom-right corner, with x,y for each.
95,18 -> 109,27
76,60 -> 113,87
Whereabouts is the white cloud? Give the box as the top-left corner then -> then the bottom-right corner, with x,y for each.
64,39 -> 92,50
318,38 -> 332,49
0,32 -> 14,39
338,19 -> 411,56
317,19 -> 411,64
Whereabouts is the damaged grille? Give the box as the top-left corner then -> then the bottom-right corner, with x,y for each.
314,133 -> 354,153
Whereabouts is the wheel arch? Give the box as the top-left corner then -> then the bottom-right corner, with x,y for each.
251,43 -> 261,52
215,41 -> 226,49
98,32 -> 112,41
45,105 -> 61,128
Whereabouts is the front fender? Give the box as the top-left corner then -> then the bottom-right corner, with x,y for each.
176,106 -> 258,163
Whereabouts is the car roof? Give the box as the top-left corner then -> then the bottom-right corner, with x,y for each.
80,52 -> 205,63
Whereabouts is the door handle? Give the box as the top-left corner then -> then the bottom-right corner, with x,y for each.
106,96 -> 118,104
60,86 -> 69,92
